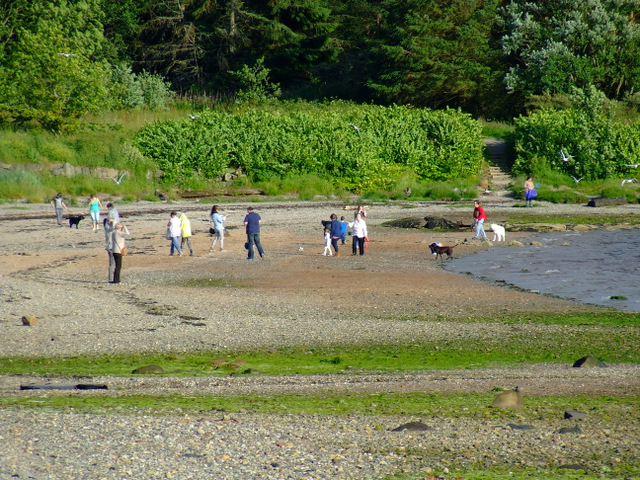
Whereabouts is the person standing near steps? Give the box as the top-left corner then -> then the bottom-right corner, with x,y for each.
243,206 -> 265,260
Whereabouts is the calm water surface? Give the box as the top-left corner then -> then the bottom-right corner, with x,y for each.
445,228 -> 640,312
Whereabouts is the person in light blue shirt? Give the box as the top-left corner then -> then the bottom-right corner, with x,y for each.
209,205 -> 227,252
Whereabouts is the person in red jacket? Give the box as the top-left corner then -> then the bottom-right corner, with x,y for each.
472,200 -> 487,240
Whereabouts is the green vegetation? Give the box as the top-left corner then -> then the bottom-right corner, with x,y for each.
1,311 -> 638,377
1,391 -> 637,420
504,212 -> 640,226
134,102 -> 484,192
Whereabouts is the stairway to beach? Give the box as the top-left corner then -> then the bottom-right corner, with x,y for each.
482,138 -> 514,202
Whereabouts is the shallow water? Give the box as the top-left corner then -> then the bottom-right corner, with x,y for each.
445,228 -> 640,312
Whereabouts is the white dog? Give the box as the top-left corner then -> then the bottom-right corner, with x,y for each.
490,224 -> 506,242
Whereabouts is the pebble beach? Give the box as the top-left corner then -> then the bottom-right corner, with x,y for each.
1,199 -> 639,479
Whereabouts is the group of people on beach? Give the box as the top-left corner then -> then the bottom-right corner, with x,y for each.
49,187 -> 528,285
322,205 -> 369,256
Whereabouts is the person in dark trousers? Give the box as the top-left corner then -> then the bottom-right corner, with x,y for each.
111,223 -> 126,284
243,206 -> 265,260
329,213 -> 342,256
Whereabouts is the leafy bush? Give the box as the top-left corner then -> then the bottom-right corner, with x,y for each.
512,107 -> 640,181
135,101 -> 485,192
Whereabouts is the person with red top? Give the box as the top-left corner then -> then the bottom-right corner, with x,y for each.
472,200 -> 488,240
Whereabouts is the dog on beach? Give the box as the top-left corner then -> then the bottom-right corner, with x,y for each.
429,242 -> 458,260
490,224 -> 506,242
67,214 -> 85,229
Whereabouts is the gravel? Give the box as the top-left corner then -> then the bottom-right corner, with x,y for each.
1,199 -> 639,479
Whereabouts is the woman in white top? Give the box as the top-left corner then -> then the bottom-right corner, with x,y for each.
349,213 -> 368,255
167,211 -> 183,256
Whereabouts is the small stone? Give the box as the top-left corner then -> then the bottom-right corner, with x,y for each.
391,421 -> 432,432
558,426 -> 582,434
564,410 -> 587,420
507,423 -> 535,430
132,364 -> 165,374
22,315 -> 39,326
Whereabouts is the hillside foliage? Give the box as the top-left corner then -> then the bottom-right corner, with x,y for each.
3,0 -> 640,131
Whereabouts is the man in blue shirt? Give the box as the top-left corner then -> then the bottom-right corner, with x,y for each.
243,206 -> 265,260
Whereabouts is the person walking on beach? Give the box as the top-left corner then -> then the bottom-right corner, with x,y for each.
329,213 -> 342,256
472,200 -> 488,240
88,194 -> 103,232
50,193 -> 68,226
524,176 -> 536,207
111,223 -> 127,284
354,205 -> 367,219
340,216 -> 348,245
104,218 -> 116,282
209,205 -> 227,252
349,213 -> 369,255
244,206 -> 265,260
106,202 -> 120,229
179,212 -> 193,256
167,211 -> 183,256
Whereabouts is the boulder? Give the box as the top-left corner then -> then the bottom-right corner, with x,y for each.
424,217 -> 465,230
381,217 -> 425,229
491,387 -> 524,409
573,355 -> 607,368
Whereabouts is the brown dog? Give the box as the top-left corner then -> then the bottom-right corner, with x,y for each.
429,242 -> 458,260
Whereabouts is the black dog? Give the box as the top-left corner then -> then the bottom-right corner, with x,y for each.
67,215 -> 85,229
429,242 -> 459,260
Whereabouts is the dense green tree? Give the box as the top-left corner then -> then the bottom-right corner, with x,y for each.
501,0 -> 640,100
364,0 -> 506,116
0,0 -> 111,131
100,0 -> 145,61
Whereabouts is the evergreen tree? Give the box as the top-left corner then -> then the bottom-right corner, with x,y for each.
365,0 -> 506,116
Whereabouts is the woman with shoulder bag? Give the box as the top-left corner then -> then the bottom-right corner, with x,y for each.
111,223 -> 127,284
